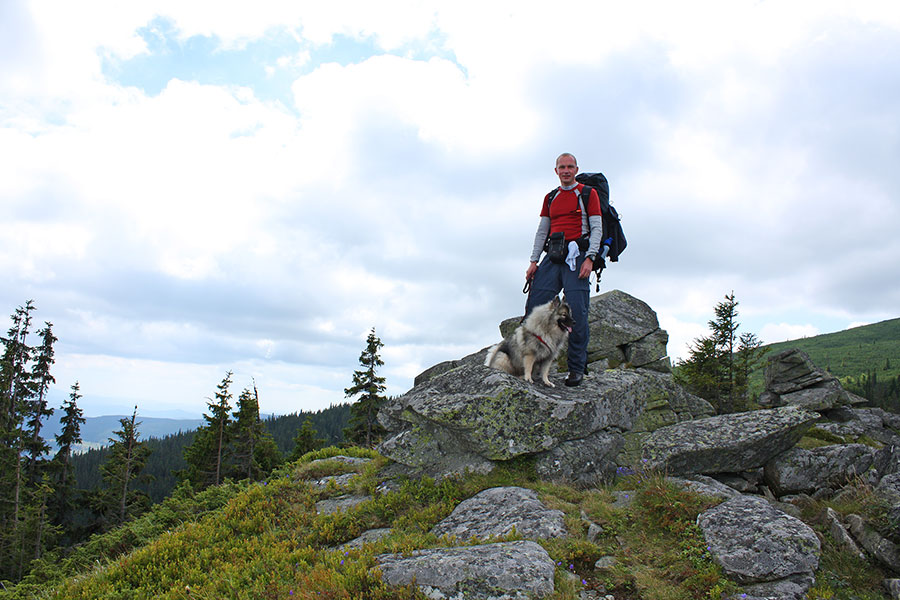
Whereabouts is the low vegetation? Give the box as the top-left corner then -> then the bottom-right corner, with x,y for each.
2,446 -> 884,599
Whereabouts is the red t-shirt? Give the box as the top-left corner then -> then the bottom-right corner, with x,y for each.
540,184 -> 602,242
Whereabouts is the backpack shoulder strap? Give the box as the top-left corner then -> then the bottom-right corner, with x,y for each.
545,188 -> 559,206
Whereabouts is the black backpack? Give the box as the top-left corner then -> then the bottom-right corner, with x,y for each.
545,171 -> 627,267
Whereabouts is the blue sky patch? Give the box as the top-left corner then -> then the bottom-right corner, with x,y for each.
101,17 -> 462,105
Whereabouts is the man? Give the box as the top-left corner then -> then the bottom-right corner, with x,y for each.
525,153 -> 603,387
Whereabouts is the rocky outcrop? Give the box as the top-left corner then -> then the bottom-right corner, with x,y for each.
367,290 -> 900,598
759,348 -> 859,410
698,495 -> 821,600
640,407 -> 818,476
378,362 -> 712,484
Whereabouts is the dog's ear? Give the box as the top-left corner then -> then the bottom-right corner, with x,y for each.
551,296 -> 560,308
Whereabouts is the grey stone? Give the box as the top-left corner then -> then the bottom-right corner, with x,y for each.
697,495 -> 820,595
340,528 -> 392,550
886,578 -> 900,600
764,444 -> 876,496
308,455 -> 372,467
315,494 -> 371,515
310,473 -> 357,490
668,475 -> 741,500
431,487 -> 567,542
763,349 -> 852,410
376,540 -> 556,599
822,507 -> 865,560
535,430 -> 623,487
847,513 -> 900,573
641,407 -> 819,476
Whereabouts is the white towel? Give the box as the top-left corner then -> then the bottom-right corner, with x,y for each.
565,241 -> 580,271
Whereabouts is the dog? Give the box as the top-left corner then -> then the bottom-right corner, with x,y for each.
484,296 -> 575,387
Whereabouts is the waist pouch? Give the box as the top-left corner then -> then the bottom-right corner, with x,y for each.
546,231 -> 567,264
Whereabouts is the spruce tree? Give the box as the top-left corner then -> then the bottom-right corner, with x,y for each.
96,407 -> 152,528
287,416 -> 326,462
182,372 -> 234,488
52,382 -> 85,533
0,301 -> 36,581
24,322 -> 57,484
343,328 -> 387,448
674,292 -> 763,414
228,384 -> 280,480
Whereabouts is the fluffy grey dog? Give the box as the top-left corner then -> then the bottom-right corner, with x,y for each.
484,296 -> 575,387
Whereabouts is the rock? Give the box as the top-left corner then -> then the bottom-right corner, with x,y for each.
340,528 -> 392,550
376,540 -> 556,599
535,430 -> 623,487
822,507 -> 865,560
697,495 -> 820,598
497,290 -> 672,372
315,494 -> 371,515
763,444 -> 876,496
886,578 -> 900,600
847,514 -> 900,573
668,475 -> 741,500
584,290 -> 671,371
431,487 -> 567,541
309,473 -> 357,490
761,349 -> 852,410
641,407 -> 819,476
378,361 -> 712,481
308,455 -> 372,467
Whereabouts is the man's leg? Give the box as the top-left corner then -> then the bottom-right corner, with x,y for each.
561,254 -> 591,378
525,257 -> 563,316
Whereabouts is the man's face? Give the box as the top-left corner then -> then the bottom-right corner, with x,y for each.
555,156 -> 578,186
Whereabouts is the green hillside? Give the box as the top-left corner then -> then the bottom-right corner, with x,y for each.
2,447 -> 888,599
755,317 -> 900,409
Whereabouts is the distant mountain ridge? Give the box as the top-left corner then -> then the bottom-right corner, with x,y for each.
42,415 -> 205,452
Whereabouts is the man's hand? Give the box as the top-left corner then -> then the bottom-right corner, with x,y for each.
526,262 -> 538,281
578,257 -> 593,279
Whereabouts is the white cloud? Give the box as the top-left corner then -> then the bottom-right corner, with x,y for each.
3,1 -> 900,418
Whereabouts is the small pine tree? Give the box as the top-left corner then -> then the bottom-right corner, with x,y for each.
228,384 -> 280,480
287,417 -> 326,462
52,382 -> 85,532
182,372 -> 234,488
343,328 -> 387,448
96,407 -> 152,528
24,322 -> 57,485
675,292 -> 763,414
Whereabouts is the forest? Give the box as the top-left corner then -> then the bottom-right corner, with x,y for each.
0,301 -> 375,587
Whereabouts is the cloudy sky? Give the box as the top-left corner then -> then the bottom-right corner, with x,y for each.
2,1 -> 899,419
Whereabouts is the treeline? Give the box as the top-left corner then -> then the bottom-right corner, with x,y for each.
0,300 -> 359,587
72,405 -> 351,503
1,301 -> 84,582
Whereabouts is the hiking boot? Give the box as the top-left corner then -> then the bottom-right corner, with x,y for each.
564,372 -> 584,387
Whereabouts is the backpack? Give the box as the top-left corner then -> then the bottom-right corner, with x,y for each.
545,171 -> 627,270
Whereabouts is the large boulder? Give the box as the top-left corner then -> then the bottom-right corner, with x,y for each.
764,444 -> 876,496
759,348 -> 855,410
379,361 -> 713,482
498,289 -> 672,372
376,540 -> 556,599
640,407 -> 819,476
698,495 -> 820,599
430,487 -> 566,541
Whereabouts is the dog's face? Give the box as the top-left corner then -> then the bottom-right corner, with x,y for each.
555,298 -> 574,333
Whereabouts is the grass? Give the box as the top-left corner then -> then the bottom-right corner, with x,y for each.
4,448 -> 894,599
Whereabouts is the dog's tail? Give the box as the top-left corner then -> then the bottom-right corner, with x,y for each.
484,344 -> 501,367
